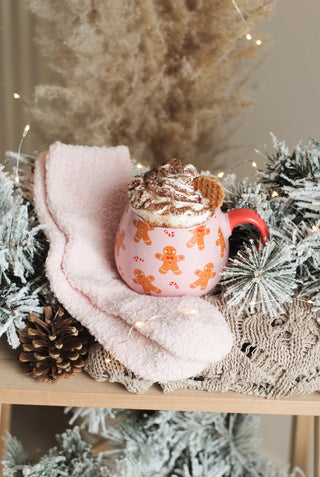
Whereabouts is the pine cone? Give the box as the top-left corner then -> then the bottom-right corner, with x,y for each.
19,306 -> 90,382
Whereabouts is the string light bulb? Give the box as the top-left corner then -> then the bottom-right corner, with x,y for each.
231,0 -> 263,46
251,161 -> 257,169
181,308 -> 199,315
272,191 -> 279,198
12,92 -> 32,184
217,172 -> 225,178
134,321 -> 145,328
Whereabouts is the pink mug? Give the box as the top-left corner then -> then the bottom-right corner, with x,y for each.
114,206 -> 268,297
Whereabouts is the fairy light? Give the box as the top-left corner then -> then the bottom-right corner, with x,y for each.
272,191 -> 279,198
136,163 -> 144,169
13,92 -> 32,184
217,172 -> 225,178
181,308 -> 199,315
134,321 -> 146,329
251,161 -> 257,169
311,225 -> 318,233
231,0 -> 263,45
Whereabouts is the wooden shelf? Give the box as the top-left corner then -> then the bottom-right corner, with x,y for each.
1,340 -> 320,416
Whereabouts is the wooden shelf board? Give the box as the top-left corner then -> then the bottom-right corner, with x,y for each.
1,341 -> 320,415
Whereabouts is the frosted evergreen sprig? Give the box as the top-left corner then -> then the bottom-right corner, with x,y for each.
0,203 -> 43,284
260,134 -> 320,188
222,240 -> 298,317
0,284 -> 42,349
222,176 -> 296,244
61,409 -> 301,477
5,151 -> 37,206
259,134 -> 320,220
2,427 -> 111,477
223,177 -> 274,224
0,158 -> 47,348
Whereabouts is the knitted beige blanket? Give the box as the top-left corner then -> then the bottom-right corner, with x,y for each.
85,296 -> 320,398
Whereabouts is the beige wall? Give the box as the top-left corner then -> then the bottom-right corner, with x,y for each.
222,0 -> 320,180
0,0 -> 50,159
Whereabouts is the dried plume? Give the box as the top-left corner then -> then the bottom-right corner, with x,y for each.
26,0 -> 274,169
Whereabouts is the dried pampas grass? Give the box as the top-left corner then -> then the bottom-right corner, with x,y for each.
26,0 -> 274,169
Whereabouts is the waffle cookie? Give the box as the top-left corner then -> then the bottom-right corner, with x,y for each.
193,175 -> 225,211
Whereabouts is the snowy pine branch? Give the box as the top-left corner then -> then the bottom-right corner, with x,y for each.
260,134 -> 320,220
2,427 -> 111,477
0,156 -> 48,348
59,409 -> 302,477
221,135 -> 320,317
222,240 -> 298,317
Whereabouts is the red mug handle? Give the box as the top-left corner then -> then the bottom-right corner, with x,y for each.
228,208 -> 268,245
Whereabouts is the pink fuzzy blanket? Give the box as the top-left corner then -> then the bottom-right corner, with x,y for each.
34,142 -> 233,382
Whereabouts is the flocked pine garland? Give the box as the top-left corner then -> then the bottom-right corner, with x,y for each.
0,154 -> 49,348
2,412 -> 303,477
221,134 -> 320,318
1,135 -> 320,346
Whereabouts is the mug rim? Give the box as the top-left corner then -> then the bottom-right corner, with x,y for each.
128,205 -> 220,230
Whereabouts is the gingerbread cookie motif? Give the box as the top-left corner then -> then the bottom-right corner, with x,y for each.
216,227 -> 226,257
115,228 -> 125,256
133,219 -> 154,245
190,262 -> 216,291
133,269 -> 162,295
155,246 -> 185,275
186,225 -> 210,250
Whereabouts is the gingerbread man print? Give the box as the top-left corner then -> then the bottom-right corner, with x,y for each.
115,228 -> 126,256
216,227 -> 226,257
133,219 -> 154,245
186,225 -> 210,250
133,269 -> 162,295
155,246 -> 185,275
190,262 -> 216,291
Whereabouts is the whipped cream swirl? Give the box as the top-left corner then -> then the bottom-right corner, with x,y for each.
128,159 -> 212,227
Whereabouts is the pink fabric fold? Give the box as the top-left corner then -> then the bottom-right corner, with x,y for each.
34,142 -> 233,382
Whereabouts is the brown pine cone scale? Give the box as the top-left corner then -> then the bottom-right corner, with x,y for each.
19,306 -> 90,382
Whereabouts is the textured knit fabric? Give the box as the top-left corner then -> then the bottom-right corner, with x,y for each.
85,297 -> 320,398
33,142 -> 233,382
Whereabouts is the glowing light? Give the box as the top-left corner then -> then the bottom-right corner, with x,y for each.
23,124 -> 30,137
217,172 -> 225,178
11,92 -> 32,185
135,321 -> 146,329
311,225 -> 318,233
251,161 -> 257,169
105,358 -> 111,363
136,163 -> 144,169
231,1 -> 262,47
182,309 -> 198,315
307,300 -> 314,304
272,191 -> 279,198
